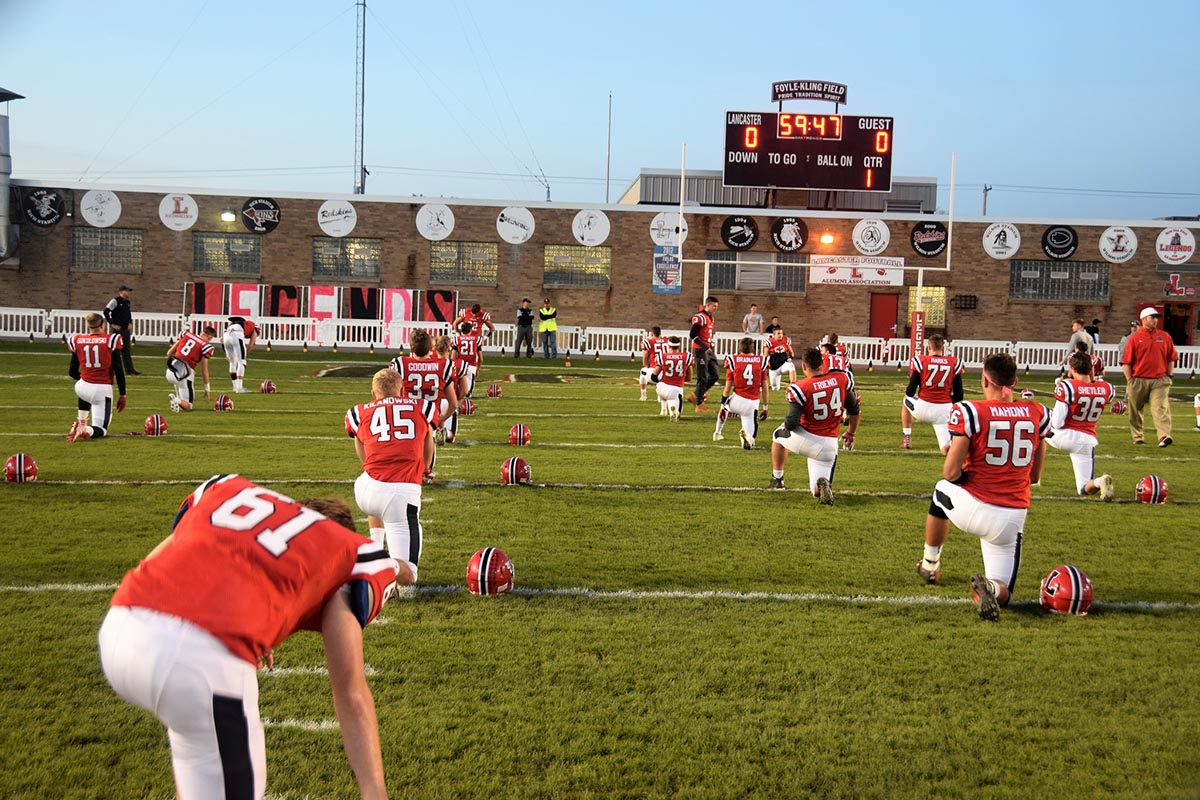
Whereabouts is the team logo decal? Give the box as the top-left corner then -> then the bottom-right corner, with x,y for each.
721,215 -> 759,250
910,221 -> 948,258
317,199 -> 357,237
649,212 -> 688,246
852,218 -> 890,256
416,204 -> 455,241
1156,227 -> 1196,265
572,209 -> 610,246
242,198 -> 281,234
770,217 -> 807,252
1041,225 -> 1078,260
22,189 -> 66,228
158,194 -> 198,231
80,190 -> 122,228
1098,226 -> 1137,264
982,222 -> 1020,259
497,207 -> 535,245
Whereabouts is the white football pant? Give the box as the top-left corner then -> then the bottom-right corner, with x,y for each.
222,329 -> 247,379
713,394 -> 760,443
166,360 -> 196,406
904,396 -> 953,450
354,472 -> 422,582
931,480 -> 1025,591
464,365 -> 478,398
656,383 -> 684,416
768,363 -> 796,391
1047,428 -> 1099,494
74,379 -> 113,435
773,426 -> 837,493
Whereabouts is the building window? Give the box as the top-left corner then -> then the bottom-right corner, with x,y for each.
71,228 -> 142,273
1009,260 -> 1110,302
908,286 -> 947,326
543,244 -> 612,288
193,232 -> 261,276
706,251 -> 807,293
430,241 -> 499,285
312,237 -> 382,280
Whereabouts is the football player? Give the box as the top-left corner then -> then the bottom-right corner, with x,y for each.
221,316 -> 259,393
391,329 -> 458,435
452,302 -> 495,339
685,296 -> 719,412
1047,351 -> 1115,500
99,474 -> 398,800
901,334 -> 964,451
639,325 -> 671,401
1194,393 -> 1200,430
770,347 -> 860,503
433,334 -> 470,443
346,368 -> 436,581
916,352 -> 1050,621
165,326 -> 216,412
1071,339 -> 1104,379
713,337 -> 769,449
651,336 -> 693,421
66,312 -> 127,441
820,342 -> 852,374
763,328 -> 796,391
451,321 -> 483,398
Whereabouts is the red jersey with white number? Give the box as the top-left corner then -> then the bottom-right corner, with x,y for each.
1053,378 -> 1114,437
345,396 -> 436,484
1090,353 -> 1104,378
390,356 -> 455,403
725,353 -> 769,401
69,332 -> 122,385
172,331 -> 215,368
642,336 -> 671,368
691,309 -> 715,348
823,352 -> 853,373
110,475 -> 398,666
441,358 -> 468,403
948,400 -> 1051,509
242,320 -> 258,339
453,333 -> 482,368
657,351 -> 693,387
910,354 -> 963,404
461,308 -> 492,334
786,370 -> 856,438
766,336 -> 793,369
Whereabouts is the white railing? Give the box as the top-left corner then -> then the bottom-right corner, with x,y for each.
0,306 -> 48,339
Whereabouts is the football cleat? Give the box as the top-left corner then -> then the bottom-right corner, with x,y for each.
1109,400 -> 1127,415
459,398 -> 475,416
486,383 -> 503,398
508,424 -> 531,446
970,574 -> 1000,621
685,391 -> 698,406
259,379 -> 277,393
1040,565 -> 1094,616
816,477 -> 834,506
1097,474 -> 1114,502
168,393 -> 181,414
434,428 -> 447,446
466,547 -> 515,596
144,414 -> 169,437
501,456 -> 531,486
916,560 -> 941,585
669,409 -> 680,422
214,394 -> 234,412
4,453 -> 38,483
740,430 -> 753,450
422,470 -> 436,485
1135,475 -> 1168,504
900,435 -> 912,450
770,477 -> 785,490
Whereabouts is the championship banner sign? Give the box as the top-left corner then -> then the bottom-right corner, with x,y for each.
652,245 -> 682,295
809,254 -> 905,286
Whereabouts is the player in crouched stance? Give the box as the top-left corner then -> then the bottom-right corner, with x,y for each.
99,474 -> 398,799
916,353 -> 1050,621
713,337 -> 769,449
650,337 -> 692,421
66,312 -> 127,441
165,326 -> 215,412
770,347 -> 860,503
1047,351 -> 1115,500
901,333 -> 963,451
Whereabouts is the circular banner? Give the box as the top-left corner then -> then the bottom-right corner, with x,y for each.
649,212 -> 688,246
497,207 -> 535,244
1156,227 -> 1196,265
1041,225 -> 1078,260
241,198 -> 281,234
1098,226 -> 1137,264
910,221 -> 948,258
572,209 -> 610,246
22,189 -> 66,228
318,199 -> 357,238
853,218 -> 890,256
770,217 -> 808,252
80,190 -> 122,228
721,215 -> 759,250
158,193 -> 198,231
416,204 -> 455,241
982,222 -> 1020,260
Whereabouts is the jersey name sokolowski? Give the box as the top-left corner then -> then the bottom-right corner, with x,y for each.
69,332 -> 122,384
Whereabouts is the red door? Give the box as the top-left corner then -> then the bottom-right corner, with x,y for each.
869,293 -> 900,340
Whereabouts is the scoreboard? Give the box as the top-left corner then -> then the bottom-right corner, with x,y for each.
723,111 -> 894,192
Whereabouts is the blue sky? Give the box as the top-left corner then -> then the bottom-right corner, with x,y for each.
2,0 -> 1197,219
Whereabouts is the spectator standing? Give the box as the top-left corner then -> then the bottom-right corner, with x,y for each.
1117,320 -> 1139,356
104,285 -> 140,374
1084,318 -> 1102,343
764,316 -> 783,336
538,298 -> 558,359
1121,305 -> 1177,447
1067,318 -> 1094,358
514,298 -> 535,358
742,304 -> 764,336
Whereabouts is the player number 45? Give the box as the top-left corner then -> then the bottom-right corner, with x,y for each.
369,403 -> 417,442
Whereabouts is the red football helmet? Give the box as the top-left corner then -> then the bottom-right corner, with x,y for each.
1135,475 -> 1168,504
459,398 -> 475,416
260,379 -> 277,394
1020,388 -> 1035,400
1109,400 -> 1127,415
501,456 -> 531,486
487,383 -> 503,398
4,453 -> 37,484
144,414 -> 169,437
466,547 -> 514,595
508,423 -> 530,446
1040,565 -> 1094,616
214,394 -> 234,411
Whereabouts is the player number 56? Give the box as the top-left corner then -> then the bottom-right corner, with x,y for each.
984,420 -> 1036,467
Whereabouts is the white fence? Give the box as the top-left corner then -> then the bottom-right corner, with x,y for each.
4,305 -> 1199,375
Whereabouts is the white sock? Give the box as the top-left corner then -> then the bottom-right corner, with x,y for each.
370,527 -> 385,548
772,469 -> 784,479
923,545 -> 941,564
77,411 -> 89,422
903,427 -> 912,436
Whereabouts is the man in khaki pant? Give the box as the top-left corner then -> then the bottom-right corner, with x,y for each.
1121,305 -> 1178,447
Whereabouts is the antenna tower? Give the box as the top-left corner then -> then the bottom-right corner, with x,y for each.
353,0 -> 367,194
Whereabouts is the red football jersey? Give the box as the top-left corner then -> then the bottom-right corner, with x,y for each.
823,352 -> 853,373
1053,378 -> 1114,437
69,332 -> 122,385
172,331 -> 215,368
453,333 -> 482,368
691,309 -> 715,348
110,475 -> 398,666
948,400 -> 1051,509
441,358 -> 468,403
346,396 -> 437,484
390,356 -> 455,403
242,320 -> 258,339
766,336 -> 793,369
657,351 -> 693,387
460,308 -> 492,334
725,353 -> 769,401
910,354 -> 963,404
642,336 -> 671,368
1090,353 -> 1104,377
786,369 -> 856,438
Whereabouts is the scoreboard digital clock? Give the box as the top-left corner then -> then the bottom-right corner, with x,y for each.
723,111 -> 894,192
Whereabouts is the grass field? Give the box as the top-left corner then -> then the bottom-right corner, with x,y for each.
1,341 -> 1198,799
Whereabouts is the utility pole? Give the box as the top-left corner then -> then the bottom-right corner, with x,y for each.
353,0 -> 367,194
982,184 -> 992,216
605,91 -> 612,203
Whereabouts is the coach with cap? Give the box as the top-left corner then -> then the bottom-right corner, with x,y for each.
104,285 -> 140,375
1121,305 -> 1177,447
515,297 -> 535,358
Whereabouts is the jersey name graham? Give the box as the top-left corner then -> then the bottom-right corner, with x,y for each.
69,332 -> 122,384
346,396 -> 436,484
911,354 -> 963,405
949,400 -> 1050,509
